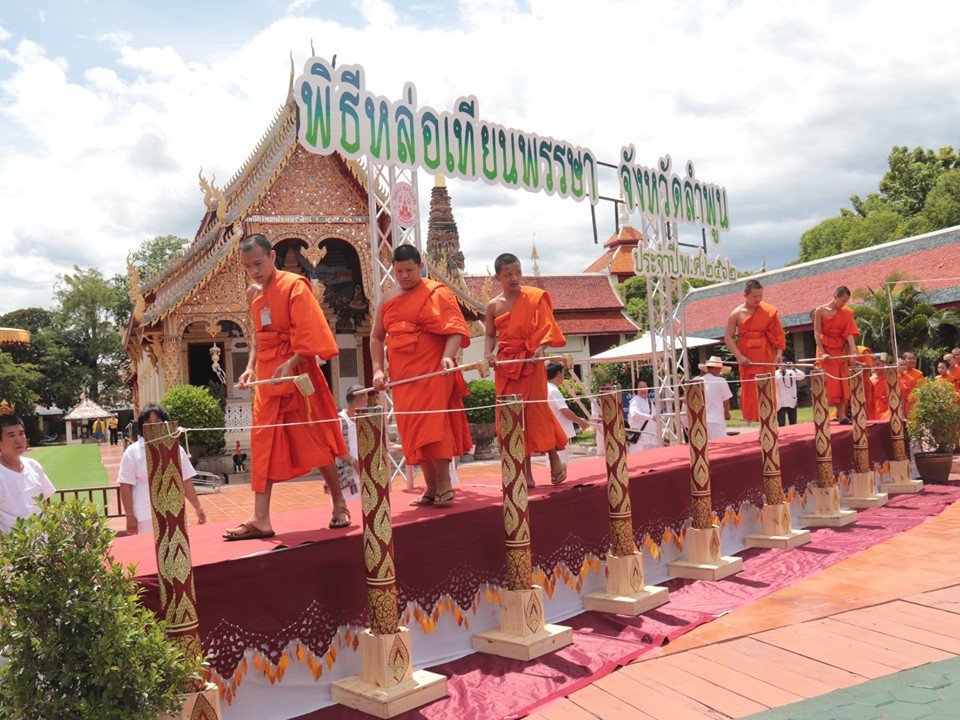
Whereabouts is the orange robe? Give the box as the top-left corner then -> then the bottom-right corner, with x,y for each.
383,279 -> 470,465
251,271 -> 347,493
736,301 -> 786,422
450,373 -> 474,458
495,286 -> 568,455
869,373 -> 889,421
900,368 -> 923,416
817,306 -> 859,405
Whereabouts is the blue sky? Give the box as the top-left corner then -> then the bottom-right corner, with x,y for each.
1,0 -> 959,312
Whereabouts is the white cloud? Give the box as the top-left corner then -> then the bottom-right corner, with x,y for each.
2,0 -> 960,313
0,26 -> 12,42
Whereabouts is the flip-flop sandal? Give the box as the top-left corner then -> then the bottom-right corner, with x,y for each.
551,467 -> 568,485
432,489 -> 456,508
223,521 -> 276,542
409,493 -> 436,507
329,507 -> 351,529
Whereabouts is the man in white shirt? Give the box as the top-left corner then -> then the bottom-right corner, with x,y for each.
699,356 -> 733,440
117,404 -> 207,536
775,361 -> 806,426
628,381 -> 661,451
335,385 -> 363,501
547,363 -> 588,464
0,414 -> 55,534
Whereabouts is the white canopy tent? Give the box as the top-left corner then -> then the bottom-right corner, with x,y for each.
588,332 -> 720,364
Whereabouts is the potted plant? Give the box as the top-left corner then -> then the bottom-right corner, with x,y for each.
463,378 -> 497,460
0,498 -> 211,720
161,384 -> 226,470
906,379 -> 960,483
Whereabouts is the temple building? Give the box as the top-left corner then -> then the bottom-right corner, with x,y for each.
124,67 -> 480,438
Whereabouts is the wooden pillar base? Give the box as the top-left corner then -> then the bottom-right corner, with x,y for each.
583,553 -> 670,615
472,586 -> 573,660
880,460 -> 922,494
843,471 -> 889,508
331,629 -> 447,718
798,486 -> 858,528
745,503 -> 811,549
666,526 -> 742,581
160,683 -> 222,720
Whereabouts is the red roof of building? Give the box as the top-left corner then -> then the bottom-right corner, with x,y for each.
462,273 -> 640,336
463,274 -> 628,312
556,311 -> 640,336
584,247 -> 636,276
684,227 -> 960,337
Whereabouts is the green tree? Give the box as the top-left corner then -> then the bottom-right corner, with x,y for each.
0,352 -> 41,415
160,384 -> 225,457
130,234 -> 190,283
918,168 -> 960,230
852,274 -> 960,359
54,266 -> 129,406
796,145 -> 960,263
878,145 -> 960,217
618,275 -> 648,329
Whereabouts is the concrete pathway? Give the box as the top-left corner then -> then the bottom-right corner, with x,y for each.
528,483 -> 960,720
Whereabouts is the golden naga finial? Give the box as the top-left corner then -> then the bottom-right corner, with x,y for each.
480,271 -> 494,304
199,169 -> 227,221
198,168 -> 218,210
126,254 -> 146,323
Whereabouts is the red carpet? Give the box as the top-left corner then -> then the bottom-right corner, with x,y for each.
293,485 -> 960,720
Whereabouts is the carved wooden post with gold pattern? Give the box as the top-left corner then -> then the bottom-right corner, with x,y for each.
843,371 -> 889,508
799,372 -> 857,527
584,386 -> 669,614
667,380 -> 743,581
473,395 -> 572,661
745,375 -> 812,548
331,408 -> 447,718
144,422 -> 223,720
880,367 -> 922,493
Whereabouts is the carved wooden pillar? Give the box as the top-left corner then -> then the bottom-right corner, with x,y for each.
844,371 -> 889,507
472,395 -> 572,660
745,375 -> 811,548
880,367 -> 922,492
667,380 -> 742,580
584,386 -> 668,614
331,407 -> 447,715
799,372 -> 857,527
143,421 -> 204,691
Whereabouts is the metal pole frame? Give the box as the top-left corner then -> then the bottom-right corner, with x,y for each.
642,216 -> 689,446
367,161 -> 422,488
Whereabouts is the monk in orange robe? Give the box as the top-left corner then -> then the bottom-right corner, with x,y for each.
869,369 -> 890,421
371,245 -> 470,508
228,234 -> 350,540
814,286 -> 860,424
485,253 -> 568,487
724,279 -> 786,423
950,348 -> 960,391
899,352 -> 923,416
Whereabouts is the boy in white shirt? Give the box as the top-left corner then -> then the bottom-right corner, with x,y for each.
117,404 -> 206,536
0,414 -> 55,534
335,385 -> 364,501
699,356 -> 734,440
546,363 -> 588,464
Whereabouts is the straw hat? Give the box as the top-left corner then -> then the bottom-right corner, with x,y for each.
697,355 -> 729,373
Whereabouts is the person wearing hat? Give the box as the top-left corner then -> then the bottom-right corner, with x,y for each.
698,356 -> 733,440
335,385 -> 366,501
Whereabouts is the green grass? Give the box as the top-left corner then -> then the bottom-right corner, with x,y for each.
26,445 -> 108,490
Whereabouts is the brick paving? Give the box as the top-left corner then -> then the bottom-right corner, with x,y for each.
529,480 -> 960,720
